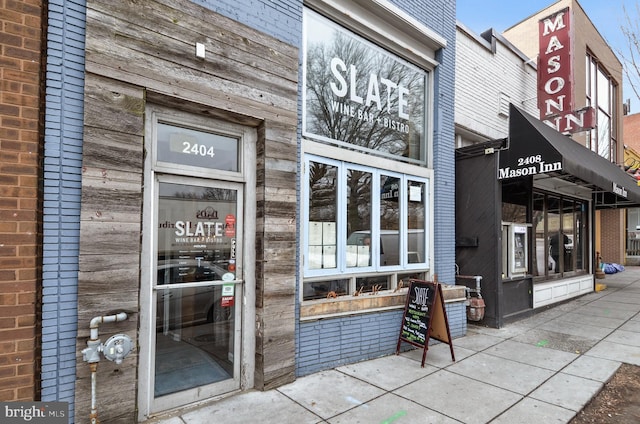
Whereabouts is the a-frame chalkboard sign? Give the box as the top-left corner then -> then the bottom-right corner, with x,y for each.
396,278 -> 455,367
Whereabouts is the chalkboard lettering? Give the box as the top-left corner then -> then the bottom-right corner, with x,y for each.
414,286 -> 430,305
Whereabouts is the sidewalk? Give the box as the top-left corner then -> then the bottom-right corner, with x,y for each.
149,267 -> 640,423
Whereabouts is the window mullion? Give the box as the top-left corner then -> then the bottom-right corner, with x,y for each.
372,169 -> 381,268
337,162 -> 347,272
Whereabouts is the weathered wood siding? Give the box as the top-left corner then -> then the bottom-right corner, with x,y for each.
75,74 -> 145,423
76,0 -> 298,421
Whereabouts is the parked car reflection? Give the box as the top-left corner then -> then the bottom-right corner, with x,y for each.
156,260 -> 231,331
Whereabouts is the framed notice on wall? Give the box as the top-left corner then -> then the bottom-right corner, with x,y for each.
396,279 -> 455,367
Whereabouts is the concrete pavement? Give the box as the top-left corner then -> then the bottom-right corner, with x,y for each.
148,267 -> 640,423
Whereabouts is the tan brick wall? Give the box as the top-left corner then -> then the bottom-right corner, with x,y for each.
0,0 -> 44,402
600,209 -> 625,264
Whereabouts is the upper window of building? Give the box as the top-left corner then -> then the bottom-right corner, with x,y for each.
302,8 -> 430,165
586,53 -> 618,161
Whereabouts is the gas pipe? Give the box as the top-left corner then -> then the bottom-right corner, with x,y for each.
457,274 -> 485,322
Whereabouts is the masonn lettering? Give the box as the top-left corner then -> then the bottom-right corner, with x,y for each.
329,57 -> 409,119
538,8 -> 595,134
542,11 -> 567,35
498,166 -> 537,179
543,108 -> 595,133
538,9 -> 571,118
544,35 -> 565,55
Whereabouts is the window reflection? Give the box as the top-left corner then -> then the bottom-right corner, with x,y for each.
346,168 -> 372,268
308,162 -> 338,269
303,9 -> 426,162
407,180 -> 425,263
380,175 -> 400,266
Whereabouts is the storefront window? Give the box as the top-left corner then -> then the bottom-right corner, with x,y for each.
407,180 -> 426,264
548,196 -> 562,273
301,5 -> 435,304
574,201 -> 586,270
303,155 -> 430,300
533,192 -> 546,276
308,161 -> 338,270
562,199 -> 575,272
531,192 -> 587,278
303,279 -> 349,300
627,208 -> 640,257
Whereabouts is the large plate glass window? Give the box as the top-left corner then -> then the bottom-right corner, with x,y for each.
303,9 -> 428,165
303,155 -> 430,299
531,191 -> 587,279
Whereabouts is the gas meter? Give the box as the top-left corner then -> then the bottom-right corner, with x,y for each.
102,334 -> 133,364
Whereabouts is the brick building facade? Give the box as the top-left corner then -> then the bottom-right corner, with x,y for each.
504,0 -> 627,265
0,0 -> 45,403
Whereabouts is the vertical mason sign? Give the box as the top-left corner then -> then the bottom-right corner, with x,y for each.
537,7 -> 594,133
303,9 -> 427,163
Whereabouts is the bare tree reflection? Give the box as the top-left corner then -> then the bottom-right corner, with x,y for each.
305,25 -> 425,159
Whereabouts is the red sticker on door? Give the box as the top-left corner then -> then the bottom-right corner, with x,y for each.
225,214 -> 236,237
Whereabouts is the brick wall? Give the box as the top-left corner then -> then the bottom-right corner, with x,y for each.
41,2 -> 86,422
402,0 -> 458,284
600,209 -> 625,264
297,302 -> 466,376
0,0 -> 45,402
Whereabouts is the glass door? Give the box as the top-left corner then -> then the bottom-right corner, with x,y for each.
152,178 -> 243,406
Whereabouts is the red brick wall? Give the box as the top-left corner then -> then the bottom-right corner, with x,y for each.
624,114 -> 640,153
0,0 -> 44,401
600,209 -> 625,264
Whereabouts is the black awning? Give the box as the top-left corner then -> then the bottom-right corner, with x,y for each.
498,104 -> 640,208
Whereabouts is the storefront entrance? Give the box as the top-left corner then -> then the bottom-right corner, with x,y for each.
138,106 -> 256,418
153,179 -> 242,400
